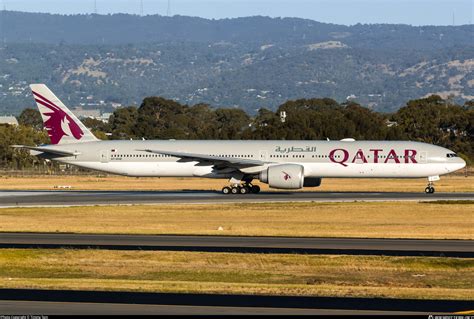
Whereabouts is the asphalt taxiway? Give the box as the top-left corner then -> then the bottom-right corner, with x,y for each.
0,300 -> 435,315
1,233 -> 472,257
0,190 -> 472,207
1,289 -> 471,315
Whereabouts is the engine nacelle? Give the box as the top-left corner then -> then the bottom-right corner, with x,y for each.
303,177 -> 322,187
259,164 -> 304,189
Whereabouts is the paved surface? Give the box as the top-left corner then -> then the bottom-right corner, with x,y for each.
2,190 -> 471,314
1,289 -> 470,315
0,190 -> 472,207
0,300 -> 431,315
1,233 -> 472,257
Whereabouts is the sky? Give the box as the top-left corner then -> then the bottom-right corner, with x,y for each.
2,0 -> 473,26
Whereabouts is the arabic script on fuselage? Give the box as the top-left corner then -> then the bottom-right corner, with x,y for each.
275,146 -> 317,153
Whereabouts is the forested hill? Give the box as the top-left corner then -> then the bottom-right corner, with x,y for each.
1,11 -> 473,48
0,11 -> 473,114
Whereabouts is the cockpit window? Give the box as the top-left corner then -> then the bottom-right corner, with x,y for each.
446,153 -> 458,158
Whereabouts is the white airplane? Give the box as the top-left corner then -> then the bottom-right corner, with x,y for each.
14,84 -> 466,194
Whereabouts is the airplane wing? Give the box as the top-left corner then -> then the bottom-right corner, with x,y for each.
137,149 -> 266,169
12,145 -> 81,157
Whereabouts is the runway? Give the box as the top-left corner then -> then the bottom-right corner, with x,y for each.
0,301 -> 424,315
1,233 -> 473,257
0,289 -> 471,315
0,190 -> 472,207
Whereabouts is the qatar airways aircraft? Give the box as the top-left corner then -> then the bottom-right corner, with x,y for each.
14,84 -> 466,194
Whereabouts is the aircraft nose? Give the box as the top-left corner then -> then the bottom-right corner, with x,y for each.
450,156 -> 467,172
444,148 -> 467,172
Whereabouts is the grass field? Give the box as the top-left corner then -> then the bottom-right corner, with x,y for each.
0,174 -> 472,192
1,202 -> 472,239
0,249 -> 471,300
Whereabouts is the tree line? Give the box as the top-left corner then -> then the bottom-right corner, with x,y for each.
1,95 -> 472,170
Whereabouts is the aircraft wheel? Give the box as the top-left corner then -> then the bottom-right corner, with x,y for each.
239,186 -> 248,194
222,186 -> 231,195
425,186 -> 435,194
251,185 -> 261,194
231,187 -> 240,194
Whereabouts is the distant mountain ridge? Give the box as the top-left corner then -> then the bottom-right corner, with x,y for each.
0,11 -> 472,114
2,11 -> 473,47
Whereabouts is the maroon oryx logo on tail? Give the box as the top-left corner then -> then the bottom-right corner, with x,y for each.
32,91 -> 84,144
282,171 -> 291,181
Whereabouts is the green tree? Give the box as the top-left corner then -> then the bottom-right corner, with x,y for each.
81,118 -> 111,140
215,108 -> 250,139
394,95 -> 473,160
133,97 -> 186,139
0,124 -> 49,169
186,103 -> 218,139
17,108 -> 43,131
109,106 -> 138,139
243,108 -> 282,140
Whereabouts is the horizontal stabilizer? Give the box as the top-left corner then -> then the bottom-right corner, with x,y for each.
12,145 -> 81,157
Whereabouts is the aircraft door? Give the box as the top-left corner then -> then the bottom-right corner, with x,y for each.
259,150 -> 268,161
100,150 -> 110,163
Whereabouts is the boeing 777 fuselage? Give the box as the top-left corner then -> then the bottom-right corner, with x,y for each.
16,84 -> 466,194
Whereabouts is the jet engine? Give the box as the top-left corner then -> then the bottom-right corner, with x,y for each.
259,164 -> 304,189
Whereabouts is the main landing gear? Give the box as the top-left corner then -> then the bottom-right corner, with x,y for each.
222,183 -> 261,195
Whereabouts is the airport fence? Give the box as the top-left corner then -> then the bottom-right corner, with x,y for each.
0,165 -> 107,177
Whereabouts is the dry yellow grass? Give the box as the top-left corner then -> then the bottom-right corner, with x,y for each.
0,202 -> 472,239
0,249 -> 472,300
0,174 -> 472,192
5,278 -> 472,300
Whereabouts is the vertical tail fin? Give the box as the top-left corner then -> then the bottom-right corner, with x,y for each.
30,84 -> 98,145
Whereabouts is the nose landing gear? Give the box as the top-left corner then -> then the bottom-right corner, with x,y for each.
425,176 -> 439,194
425,184 -> 435,194
221,183 -> 260,195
